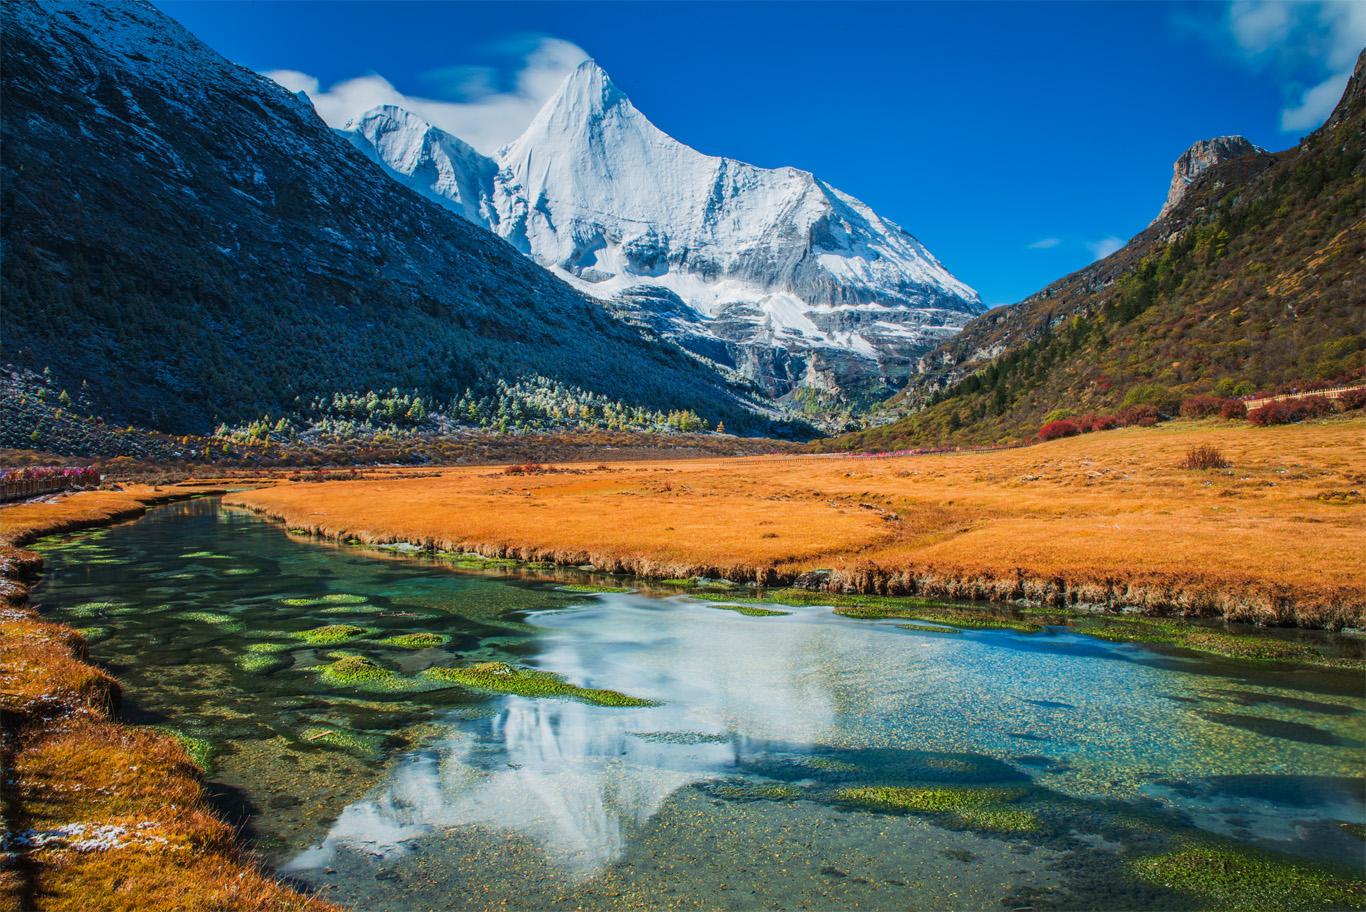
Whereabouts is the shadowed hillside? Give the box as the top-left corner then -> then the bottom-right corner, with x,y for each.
0,0 -> 779,438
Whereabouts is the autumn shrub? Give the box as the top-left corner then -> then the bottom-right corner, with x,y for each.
1116,404 -> 1161,427
1338,388 -> 1366,411
1074,413 -> 1119,432
1180,395 -> 1229,418
1038,420 -> 1081,441
1180,445 -> 1231,470
1219,398 -> 1248,419
1248,396 -> 1334,426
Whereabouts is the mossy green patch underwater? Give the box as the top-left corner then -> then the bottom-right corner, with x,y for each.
378,632 -> 450,649
1130,843 -> 1366,911
836,785 -> 1041,832
172,610 -> 244,632
708,603 -> 790,617
291,624 -> 374,646
422,662 -> 658,707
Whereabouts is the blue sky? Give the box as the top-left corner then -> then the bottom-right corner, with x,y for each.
157,1 -> 1362,306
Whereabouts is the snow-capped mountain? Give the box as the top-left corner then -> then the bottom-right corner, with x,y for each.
341,60 -> 982,400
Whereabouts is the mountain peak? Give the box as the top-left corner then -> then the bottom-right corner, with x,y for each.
1155,135 -> 1267,222
524,57 -> 631,135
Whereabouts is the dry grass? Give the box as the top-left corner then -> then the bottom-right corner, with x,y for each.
227,417 -> 1366,627
0,488 -> 334,912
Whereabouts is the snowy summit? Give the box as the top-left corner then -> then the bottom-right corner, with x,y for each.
343,60 -> 983,400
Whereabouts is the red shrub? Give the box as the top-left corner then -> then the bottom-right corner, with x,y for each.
1038,419 -> 1082,441
1247,396 -> 1334,426
1338,388 -> 1366,411
1075,413 -> 1119,432
1116,404 -> 1161,427
1179,395 -> 1226,418
1219,399 -> 1248,419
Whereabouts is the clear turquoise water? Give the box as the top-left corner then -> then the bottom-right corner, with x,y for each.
32,499 -> 1366,910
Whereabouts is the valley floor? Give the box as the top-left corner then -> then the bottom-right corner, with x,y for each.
226,416 -> 1366,629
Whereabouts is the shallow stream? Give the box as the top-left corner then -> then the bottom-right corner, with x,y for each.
32,499 -> 1366,910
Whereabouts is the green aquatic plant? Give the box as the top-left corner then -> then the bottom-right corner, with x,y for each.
378,632 -> 450,649
171,611 -> 244,632
291,624 -> 373,646
180,551 -> 232,560
1130,843 -> 1366,911
628,731 -> 730,745
66,601 -> 125,618
299,726 -> 385,759
795,756 -> 860,774
422,661 -> 658,707
280,593 -> 369,607
315,655 -> 441,693
708,603 -> 790,617
148,726 -> 214,775
75,626 -> 113,644
836,785 -> 1041,833
836,603 -> 1042,632
556,584 -> 633,594
436,551 -> 522,569
318,603 -> 380,615
237,652 -> 290,674
897,623 -> 964,636
715,782 -> 802,800
244,641 -> 292,654
1070,616 -> 1360,670
223,567 -> 258,576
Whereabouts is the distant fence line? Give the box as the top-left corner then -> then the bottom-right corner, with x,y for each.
0,467 -> 101,505
0,476 -> 74,504
1242,384 -> 1366,410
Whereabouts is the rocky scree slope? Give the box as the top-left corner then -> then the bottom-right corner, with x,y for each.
0,0 -> 776,438
822,50 -> 1366,451
341,61 -> 984,406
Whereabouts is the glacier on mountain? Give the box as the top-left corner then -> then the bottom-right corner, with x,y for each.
341,60 -> 982,400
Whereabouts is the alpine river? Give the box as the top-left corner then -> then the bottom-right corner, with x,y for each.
31,499 -> 1366,910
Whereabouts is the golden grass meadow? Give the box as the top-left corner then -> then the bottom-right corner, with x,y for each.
227,417 -> 1366,628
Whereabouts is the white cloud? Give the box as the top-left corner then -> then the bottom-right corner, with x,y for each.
1209,1 -> 1366,132
263,36 -> 589,154
1280,67 -> 1354,130
1088,236 -> 1124,261
264,69 -> 319,96
1026,237 -> 1061,250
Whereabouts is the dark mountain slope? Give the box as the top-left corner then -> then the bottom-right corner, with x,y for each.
822,50 -> 1365,451
0,0 -> 773,435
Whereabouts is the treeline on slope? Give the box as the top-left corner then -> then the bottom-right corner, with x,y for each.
818,52 -> 1365,452
0,367 -> 781,467
216,375 -> 714,443
0,0 -> 796,445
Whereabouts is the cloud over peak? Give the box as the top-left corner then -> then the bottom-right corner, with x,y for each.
1201,0 -> 1366,132
264,36 -> 589,154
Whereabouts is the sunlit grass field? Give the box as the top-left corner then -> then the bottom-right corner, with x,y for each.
228,416 -> 1366,628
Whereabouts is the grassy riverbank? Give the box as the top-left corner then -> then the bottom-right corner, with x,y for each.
227,417 -> 1366,629
0,486 -> 333,911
